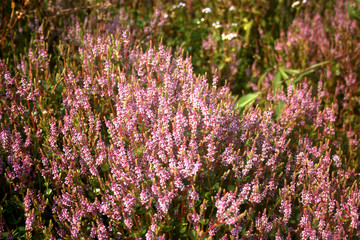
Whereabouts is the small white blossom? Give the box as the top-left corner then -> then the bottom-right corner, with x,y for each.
221,32 -> 237,40
291,1 -> 300,7
196,18 -> 205,24
229,6 -> 236,11
212,21 -> 222,29
292,0 -> 307,7
202,8 -> 211,13
172,2 -> 186,10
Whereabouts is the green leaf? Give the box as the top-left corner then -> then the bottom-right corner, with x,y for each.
189,229 -> 197,240
278,67 -> 289,79
282,61 -> 330,86
236,92 -> 260,109
283,69 -> 300,75
218,61 -> 226,70
273,71 -> 282,90
200,218 -> 210,225
101,164 -> 110,172
306,60 -> 330,69
204,192 -> 211,200
282,68 -> 302,86
211,182 -> 220,191
275,101 -> 284,119
179,224 -> 188,234
348,3 -> 360,22
45,188 -> 52,196
227,185 -> 235,191
162,225 -> 173,232
243,20 -> 253,42
285,72 -> 307,86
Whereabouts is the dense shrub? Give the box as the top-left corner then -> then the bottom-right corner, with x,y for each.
0,0 -> 359,239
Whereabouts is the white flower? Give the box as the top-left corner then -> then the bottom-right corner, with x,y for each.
291,1 -> 300,8
164,14 -> 168,18
221,32 -> 237,40
212,21 -> 222,29
172,2 -> 186,10
202,7 -> 211,13
231,23 -> 238,27
196,18 -> 205,24
229,6 -> 236,11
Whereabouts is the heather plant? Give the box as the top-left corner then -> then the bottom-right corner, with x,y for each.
261,0 -> 360,164
1,27 -> 241,238
1,0 -> 360,239
1,0 -> 297,96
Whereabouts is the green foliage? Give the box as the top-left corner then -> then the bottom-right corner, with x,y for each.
348,2 -> 360,21
236,91 -> 260,109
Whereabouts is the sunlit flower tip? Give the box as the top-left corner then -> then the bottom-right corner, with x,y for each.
332,155 -> 342,167
229,6 -> 236,11
231,23 -> 238,27
291,1 -> 300,8
202,8 -> 211,13
164,14 -> 168,18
